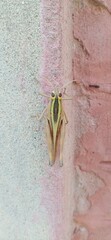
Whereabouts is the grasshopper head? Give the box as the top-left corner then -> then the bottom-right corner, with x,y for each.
51,91 -> 62,100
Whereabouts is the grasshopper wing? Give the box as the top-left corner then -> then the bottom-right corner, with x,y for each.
46,106 -> 56,166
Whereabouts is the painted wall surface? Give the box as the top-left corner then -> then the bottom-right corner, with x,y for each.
0,0 -> 72,240
73,0 -> 111,240
1,0 -> 111,240
0,1 -> 51,239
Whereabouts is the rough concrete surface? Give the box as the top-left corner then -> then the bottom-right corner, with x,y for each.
0,1 -> 51,239
0,0 -> 72,240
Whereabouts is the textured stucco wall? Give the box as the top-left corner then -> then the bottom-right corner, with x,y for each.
0,0 -> 73,240
0,1 -> 51,239
40,1 -> 74,239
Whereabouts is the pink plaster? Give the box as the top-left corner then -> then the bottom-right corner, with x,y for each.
40,0 -> 63,93
40,168 -> 64,239
73,2 -> 111,240
40,0 -> 75,239
41,0 -> 111,239
74,6 -> 111,84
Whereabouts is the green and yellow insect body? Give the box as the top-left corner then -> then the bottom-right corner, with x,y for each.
46,91 -> 67,166
38,81 -> 73,166
50,93 -> 62,162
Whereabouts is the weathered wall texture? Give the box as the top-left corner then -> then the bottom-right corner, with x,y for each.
1,0 -> 111,239
73,0 -> 111,239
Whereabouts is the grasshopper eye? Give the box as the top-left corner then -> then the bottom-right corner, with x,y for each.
51,92 -> 55,97
59,93 -> 62,97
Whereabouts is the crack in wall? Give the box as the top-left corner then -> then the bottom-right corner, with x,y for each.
73,35 -> 90,57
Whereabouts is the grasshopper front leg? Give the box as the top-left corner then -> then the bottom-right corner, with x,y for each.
37,106 -> 47,121
31,106 -> 47,121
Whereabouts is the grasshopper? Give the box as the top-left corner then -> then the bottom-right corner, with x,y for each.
37,79 -> 107,166
38,81 -> 73,167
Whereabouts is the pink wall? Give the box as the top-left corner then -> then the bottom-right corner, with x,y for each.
73,1 -> 111,239
41,0 -> 111,239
